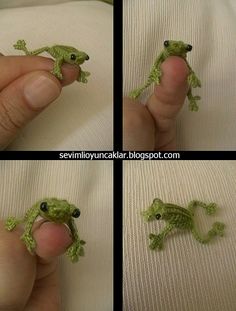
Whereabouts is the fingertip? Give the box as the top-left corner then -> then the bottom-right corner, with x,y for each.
161,56 -> 189,84
147,56 -> 189,114
34,222 -> 72,260
61,64 -> 80,86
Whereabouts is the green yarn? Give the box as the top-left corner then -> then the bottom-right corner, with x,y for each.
142,199 -> 225,250
13,39 -> 90,83
129,40 -> 201,111
5,198 -> 86,263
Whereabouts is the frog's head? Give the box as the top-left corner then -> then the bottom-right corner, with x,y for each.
163,40 -> 192,57
142,198 -> 165,222
64,51 -> 90,66
38,198 -> 81,224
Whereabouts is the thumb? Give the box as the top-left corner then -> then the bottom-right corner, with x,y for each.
0,220 -> 72,310
146,56 -> 189,150
0,71 -> 61,150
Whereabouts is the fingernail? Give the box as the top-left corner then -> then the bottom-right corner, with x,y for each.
24,74 -> 61,108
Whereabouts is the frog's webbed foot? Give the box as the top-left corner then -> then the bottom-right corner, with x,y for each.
188,201 -> 217,215
209,222 -> 225,238
66,239 -> 86,263
149,233 -> 164,250
205,203 -> 217,215
21,233 -> 36,254
13,40 -> 28,54
192,222 -> 225,244
77,70 -> 90,83
5,217 -> 21,231
188,72 -> 201,88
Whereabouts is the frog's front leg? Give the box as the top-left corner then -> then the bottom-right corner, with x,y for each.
77,69 -> 90,83
188,70 -> 201,88
21,208 -> 40,254
187,89 -> 201,112
66,219 -> 86,263
149,224 -> 174,250
52,57 -> 63,80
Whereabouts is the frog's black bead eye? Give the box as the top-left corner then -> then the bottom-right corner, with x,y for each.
72,209 -> 81,218
86,55 -> 89,61
40,202 -> 48,212
164,40 -> 169,47
70,54 -> 76,60
155,214 -> 161,220
186,44 -> 192,51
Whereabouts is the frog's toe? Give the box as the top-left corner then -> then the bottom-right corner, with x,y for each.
189,101 -> 199,112
77,72 -> 90,83
205,203 -> 217,215
13,39 -> 26,50
5,217 -> 18,231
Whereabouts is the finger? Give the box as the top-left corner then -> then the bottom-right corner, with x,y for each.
146,56 -> 189,150
0,56 -> 80,90
0,221 -> 36,310
0,70 -> 61,149
123,97 -> 155,150
33,222 -> 72,262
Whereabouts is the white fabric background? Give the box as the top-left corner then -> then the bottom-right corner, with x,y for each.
0,160 -> 113,311
123,160 -> 236,311
0,0 -> 72,9
0,1 -> 113,150
123,0 -> 236,150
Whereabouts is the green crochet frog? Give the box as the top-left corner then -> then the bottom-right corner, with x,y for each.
13,39 -> 90,83
142,198 -> 225,250
5,198 -> 86,263
129,40 -> 201,111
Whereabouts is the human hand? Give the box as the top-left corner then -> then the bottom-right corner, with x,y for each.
0,55 -> 80,150
123,56 -> 189,150
0,219 -> 72,310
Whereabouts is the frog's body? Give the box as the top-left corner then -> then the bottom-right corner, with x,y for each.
13,40 -> 90,83
5,198 -> 86,263
129,40 -> 201,111
142,199 -> 225,250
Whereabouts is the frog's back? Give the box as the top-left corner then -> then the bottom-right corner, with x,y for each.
50,45 -> 79,58
163,203 -> 193,229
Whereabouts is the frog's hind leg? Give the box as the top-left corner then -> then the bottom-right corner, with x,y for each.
25,46 -> 50,56
149,224 -> 174,250
191,222 -> 225,244
14,40 -> 50,56
129,66 -> 162,99
188,200 -> 217,216
5,216 -> 23,231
